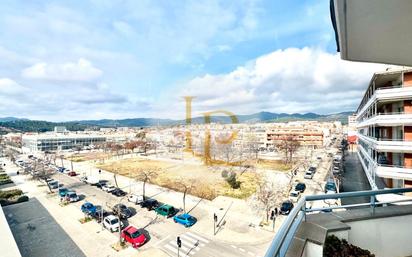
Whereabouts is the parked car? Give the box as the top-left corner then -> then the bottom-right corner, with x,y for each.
111,188 -> 127,197
81,202 -> 97,215
128,194 -> 144,205
68,171 -> 77,176
280,200 -> 294,215
58,188 -> 69,197
155,204 -> 176,218
173,213 -> 197,227
103,215 -> 123,232
96,180 -> 108,189
295,182 -> 306,193
48,180 -> 59,189
140,199 -> 159,211
92,206 -> 108,222
325,180 -> 337,193
308,166 -> 317,173
304,170 -> 314,179
112,204 -> 132,219
85,176 -> 99,185
102,184 -> 116,192
289,190 -> 301,203
121,226 -> 147,248
65,191 -> 79,202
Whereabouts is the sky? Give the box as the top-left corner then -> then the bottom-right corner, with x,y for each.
0,0 -> 386,121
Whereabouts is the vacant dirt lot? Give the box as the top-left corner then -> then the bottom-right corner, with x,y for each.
67,152 -> 113,162
96,158 -> 259,200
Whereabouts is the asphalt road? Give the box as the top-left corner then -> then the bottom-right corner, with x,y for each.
51,170 -> 267,257
341,151 -> 371,206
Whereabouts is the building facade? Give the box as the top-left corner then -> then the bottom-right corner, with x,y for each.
356,67 -> 412,189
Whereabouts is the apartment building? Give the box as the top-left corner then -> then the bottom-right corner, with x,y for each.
356,67 -> 412,189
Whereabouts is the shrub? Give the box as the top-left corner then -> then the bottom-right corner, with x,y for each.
0,179 -> 13,185
0,189 -> 23,199
221,170 -> 229,178
226,173 -> 241,189
324,235 -> 375,257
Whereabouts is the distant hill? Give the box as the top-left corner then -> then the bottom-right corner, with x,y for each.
0,111 -> 354,132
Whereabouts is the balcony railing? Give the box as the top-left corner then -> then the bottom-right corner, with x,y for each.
357,112 -> 412,127
264,188 -> 412,257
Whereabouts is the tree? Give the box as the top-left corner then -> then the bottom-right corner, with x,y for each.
134,169 -> 159,199
176,178 -> 196,213
256,177 -> 288,222
277,136 -> 301,164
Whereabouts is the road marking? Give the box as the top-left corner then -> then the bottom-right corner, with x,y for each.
164,243 -> 196,256
231,245 -> 237,249
180,234 -> 205,247
167,240 -> 198,253
239,248 -> 246,252
185,232 -> 209,243
248,251 -> 254,256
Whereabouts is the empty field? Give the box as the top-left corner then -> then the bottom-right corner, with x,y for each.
96,158 -> 259,200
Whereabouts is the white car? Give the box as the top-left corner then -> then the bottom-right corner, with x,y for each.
304,170 -> 314,179
289,190 -> 301,203
102,184 -> 116,192
128,194 -> 144,205
65,191 -> 80,202
103,215 -> 123,232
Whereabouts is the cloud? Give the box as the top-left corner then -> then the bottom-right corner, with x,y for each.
21,58 -> 103,82
0,78 -> 26,95
179,47 -> 386,115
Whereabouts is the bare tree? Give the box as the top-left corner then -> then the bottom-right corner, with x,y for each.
134,169 -> 159,199
256,177 -> 288,222
277,136 -> 301,164
176,178 -> 196,213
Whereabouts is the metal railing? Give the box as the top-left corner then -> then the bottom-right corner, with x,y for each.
264,187 -> 412,257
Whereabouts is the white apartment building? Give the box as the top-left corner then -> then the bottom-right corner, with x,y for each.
356,67 -> 412,189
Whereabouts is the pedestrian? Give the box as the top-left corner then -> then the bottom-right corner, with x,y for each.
274,207 -> 278,216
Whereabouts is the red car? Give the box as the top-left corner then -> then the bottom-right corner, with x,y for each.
68,171 -> 77,176
121,226 -> 147,248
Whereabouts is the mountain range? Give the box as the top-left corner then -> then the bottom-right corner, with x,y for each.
0,111 -> 354,133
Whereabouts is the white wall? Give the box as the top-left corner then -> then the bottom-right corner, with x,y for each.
346,214 -> 412,257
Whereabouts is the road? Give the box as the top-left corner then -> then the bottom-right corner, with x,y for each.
49,169 -> 268,257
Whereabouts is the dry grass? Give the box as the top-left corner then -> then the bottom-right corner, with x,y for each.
96,157 -> 259,200
256,159 -> 292,171
67,152 -> 113,162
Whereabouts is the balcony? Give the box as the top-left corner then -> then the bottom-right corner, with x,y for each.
357,112 -> 412,128
358,133 -> 412,153
357,86 -> 412,119
376,164 -> 412,180
265,188 -> 412,257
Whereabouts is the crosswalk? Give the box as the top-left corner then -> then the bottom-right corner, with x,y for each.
162,232 -> 210,256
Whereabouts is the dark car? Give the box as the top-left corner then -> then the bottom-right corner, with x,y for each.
280,200 -> 294,215
295,182 -> 306,193
111,188 -> 127,197
92,206 -> 108,222
325,180 -> 337,193
112,204 -> 132,219
308,166 -> 317,173
96,180 -> 108,189
140,199 -> 159,211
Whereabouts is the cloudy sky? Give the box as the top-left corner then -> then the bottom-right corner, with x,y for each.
0,0 -> 385,121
